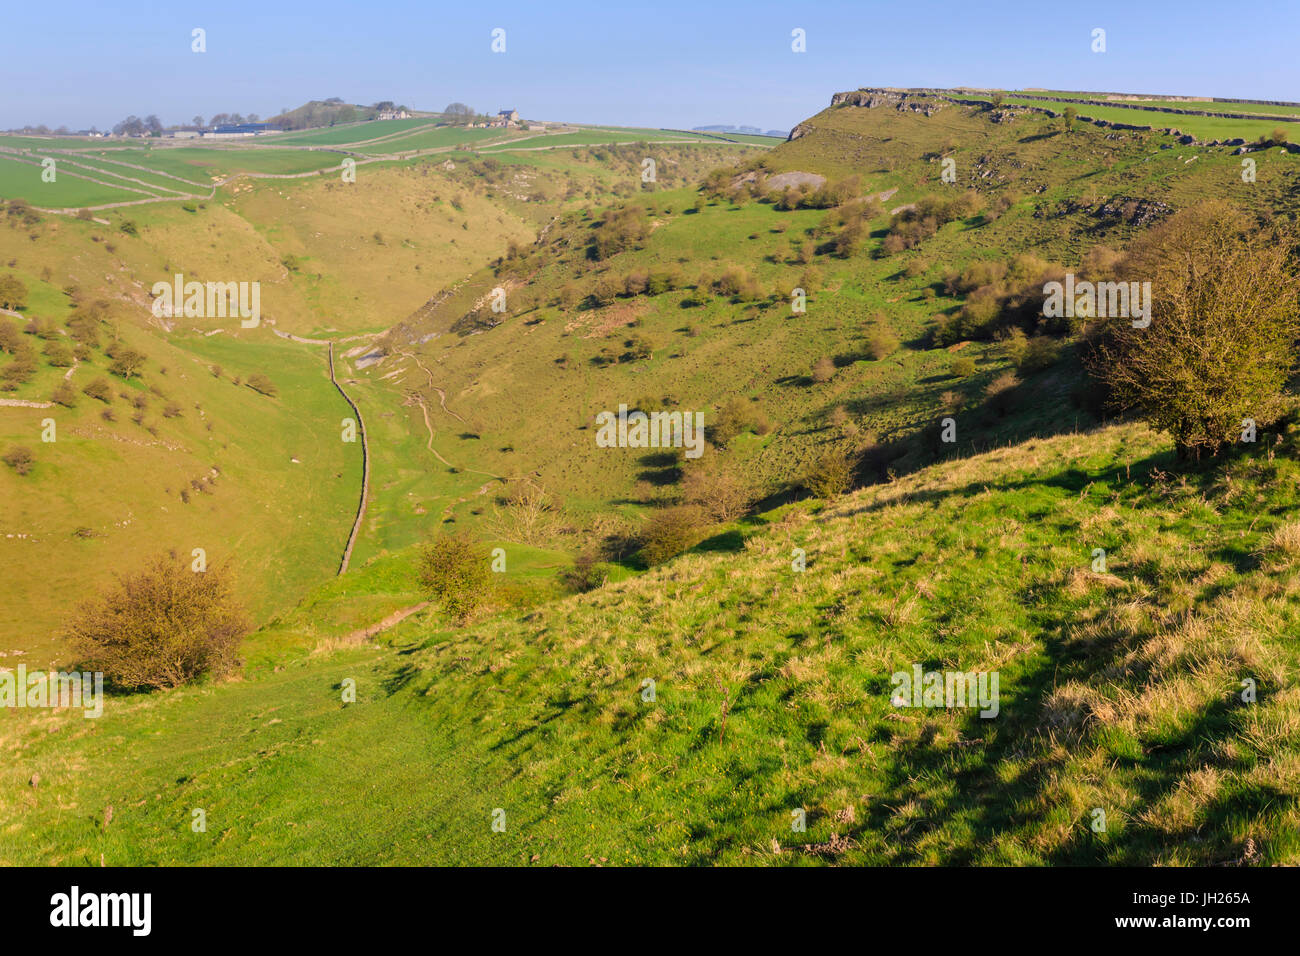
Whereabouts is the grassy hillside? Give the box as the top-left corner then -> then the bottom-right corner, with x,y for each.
5,418 -> 1299,865
0,132 -> 764,664
357,93 -> 1298,557
5,89 -> 1300,867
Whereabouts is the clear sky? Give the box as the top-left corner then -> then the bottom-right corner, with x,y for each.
2,0 -> 1297,131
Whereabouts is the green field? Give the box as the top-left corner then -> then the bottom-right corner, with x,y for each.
983,94 -> 1293,142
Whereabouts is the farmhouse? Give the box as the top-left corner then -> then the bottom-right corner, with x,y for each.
494,108 -> 520,127
377,109 -> 409,120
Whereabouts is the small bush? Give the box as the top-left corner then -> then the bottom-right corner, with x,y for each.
50,381 -> 77,407
709,397 -> 752,446
1018,336 -> 1061,374
415,532 -> 493,623
639,505 -> 705,566
63,555 -> 248,689
680,458 -> 750,521
811,356 -> 835,383
985,371 -> 1021,416
950,356 -> 976,378
864,328 -> 900,360
3,445 -> 34,475
559,549 -> 607,593
802,446 -> 853,498
246,373 -> 278,397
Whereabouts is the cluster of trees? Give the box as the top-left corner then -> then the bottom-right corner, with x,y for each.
206,112 -> 261,126
882,192 -> 985,254
820,197 -> 885,258
111,115 -> 163,136
588,205 -> 650,260
443,102 -> 480,125
934,252 -> 1063,345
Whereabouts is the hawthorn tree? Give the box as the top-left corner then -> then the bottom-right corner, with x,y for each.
1088,202 -> 1300,460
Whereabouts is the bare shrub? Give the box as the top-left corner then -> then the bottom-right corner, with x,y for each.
64,555 -> 248,689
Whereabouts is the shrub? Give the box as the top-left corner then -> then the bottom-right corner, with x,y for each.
63,555 -> 249,689
802,446 -> 853,498
709,397 -> 752,446
864,328 -> 900,360
1018,335 -> 1061,374
43,339 -> 74,366
50,381 -> 77,407
680,458 -> 750,521
985,371 -> 1021,416
1088,201 -> 1300,460
246,373 -> 278,397
108,348 -> 146,378
639,505 -> 705,566
559,549 -> 607,593
589,204 -> 649,260
589,275 -> 621,306
416,532 -> 493,623
811,356 -> 835,383
3,445 -> 34,475
646,269 -> 680,295
0,274 -> 27,310
950,356 -> 976,378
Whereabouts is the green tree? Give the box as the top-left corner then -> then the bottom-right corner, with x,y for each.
1088,202 -> 1300,460
64,555 -> 249,689
416,532 -> 493,622
0,274 -> 27,310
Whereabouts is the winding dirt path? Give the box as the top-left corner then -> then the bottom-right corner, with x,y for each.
336,601 -> 430,644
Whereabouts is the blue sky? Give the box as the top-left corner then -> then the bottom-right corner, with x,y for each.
2,0 -> 1297,131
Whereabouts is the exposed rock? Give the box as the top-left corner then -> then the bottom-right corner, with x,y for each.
764,171 -> 827,191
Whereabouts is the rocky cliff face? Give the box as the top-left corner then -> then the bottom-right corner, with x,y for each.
829,89 -> 948,116
788,89 -> 948,140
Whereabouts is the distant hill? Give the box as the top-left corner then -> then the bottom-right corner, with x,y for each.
267,99 -> 426,131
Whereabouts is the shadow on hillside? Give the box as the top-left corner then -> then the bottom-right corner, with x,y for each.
837,442 -> 1290,865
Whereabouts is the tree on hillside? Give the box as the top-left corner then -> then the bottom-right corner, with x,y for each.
1087,201 -> 1300,461
64,554 -> 249,689
0,274 -> 27,310
444,102 -> 474,125
108,347 -> 146,378
416,532 -> 493,622
246,373 -> 278,397
1062,106 -> 1077,132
